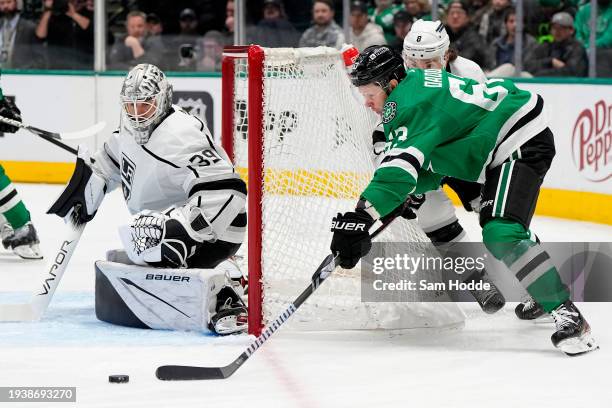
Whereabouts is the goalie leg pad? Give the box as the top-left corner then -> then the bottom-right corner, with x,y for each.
95,250 -> 234,332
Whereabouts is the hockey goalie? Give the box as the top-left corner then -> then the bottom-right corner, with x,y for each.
48,64 -> 247,335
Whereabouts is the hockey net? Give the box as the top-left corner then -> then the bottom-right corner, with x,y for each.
221,46 -> 464,336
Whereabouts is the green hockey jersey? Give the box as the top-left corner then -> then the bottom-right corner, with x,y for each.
362,68 -> 548,217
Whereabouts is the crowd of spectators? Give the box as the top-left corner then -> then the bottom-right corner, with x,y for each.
0,0 -> 609,76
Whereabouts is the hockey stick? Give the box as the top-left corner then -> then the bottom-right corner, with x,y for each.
0,116 -> 106,141
156,215 -> 397,381
0,116 -> 103,158
0,117 -> 97,321
0,213 -> 85,322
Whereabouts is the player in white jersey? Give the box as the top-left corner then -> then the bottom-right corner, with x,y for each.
402,20 -> 543,320
49,64 -> 247,334
403,21 -> 487,82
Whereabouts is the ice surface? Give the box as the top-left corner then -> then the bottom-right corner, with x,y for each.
0,184 -> 610,408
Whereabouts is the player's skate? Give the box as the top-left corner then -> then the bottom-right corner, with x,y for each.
209,286 -> 248,335
1,222 -> 43,260
550,300 -> 598,356
515,296 -> 547,321
464,269 -> 505,314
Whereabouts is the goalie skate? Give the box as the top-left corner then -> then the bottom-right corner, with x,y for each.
1,222 -> 43,260
551,301 -> 599,356
209,286 -> 248,335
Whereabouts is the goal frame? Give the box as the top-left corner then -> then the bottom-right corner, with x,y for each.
221,45 -> 265,336
220,45 -> 464,337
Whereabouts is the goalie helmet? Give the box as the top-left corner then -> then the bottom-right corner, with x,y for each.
402,20 -> 450,67
120,64 -> 173,144
349,45 -> 406,91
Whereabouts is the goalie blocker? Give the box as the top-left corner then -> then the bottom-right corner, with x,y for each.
95,250 -> 247,334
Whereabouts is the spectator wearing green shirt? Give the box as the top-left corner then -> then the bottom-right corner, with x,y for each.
368,0 -> 403,44
574,0 -> 612,48
575,0 -> 612,75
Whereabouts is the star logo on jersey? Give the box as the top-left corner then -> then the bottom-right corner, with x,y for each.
382,101 -> 396,124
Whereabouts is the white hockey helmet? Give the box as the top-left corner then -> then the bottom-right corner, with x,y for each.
120,64 -> 173,144
402,20 -> 450,68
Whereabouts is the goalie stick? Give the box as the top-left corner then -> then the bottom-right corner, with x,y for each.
0,115 -> 105,142
0,211 -> 85,321
0,132 -> 91,322
155,214 -> 398,381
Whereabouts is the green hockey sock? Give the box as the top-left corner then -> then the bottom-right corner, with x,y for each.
0,165 -> 31,229
482,218 -> 569,312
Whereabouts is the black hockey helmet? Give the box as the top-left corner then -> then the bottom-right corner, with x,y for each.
349,45 -> 406,90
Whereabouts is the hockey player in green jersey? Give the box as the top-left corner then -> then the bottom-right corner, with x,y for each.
330,45 -> 597,356
0,88 -> 42,259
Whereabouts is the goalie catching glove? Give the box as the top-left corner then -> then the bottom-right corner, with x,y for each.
121,205 -> 214,268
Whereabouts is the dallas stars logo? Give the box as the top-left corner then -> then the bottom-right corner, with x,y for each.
382,101 -> 397,124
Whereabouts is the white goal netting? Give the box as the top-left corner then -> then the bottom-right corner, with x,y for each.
225,46 -> 464,331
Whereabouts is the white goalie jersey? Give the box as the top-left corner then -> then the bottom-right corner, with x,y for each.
92,105 -> 246,245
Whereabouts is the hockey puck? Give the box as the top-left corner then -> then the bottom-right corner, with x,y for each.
108,375 -> 129,383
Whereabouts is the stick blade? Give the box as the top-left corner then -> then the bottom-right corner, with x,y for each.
156,365 -> 229,381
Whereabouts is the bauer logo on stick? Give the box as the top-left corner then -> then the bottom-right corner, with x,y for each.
382,101 -> 397,124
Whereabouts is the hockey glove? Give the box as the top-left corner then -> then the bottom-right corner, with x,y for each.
379,195 -> 423,224
330,209 -> 374,269
48,146 -> 107,224
124,206 -> 213,268
407,194 -> 426,212
0,97 -> 21,133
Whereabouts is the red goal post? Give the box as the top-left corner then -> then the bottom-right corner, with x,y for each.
222,45 -> 265,335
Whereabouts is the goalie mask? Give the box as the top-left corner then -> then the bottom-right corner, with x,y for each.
349,45 -> 406,93
120,64 -> 173,144
402,20 -> 450,69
